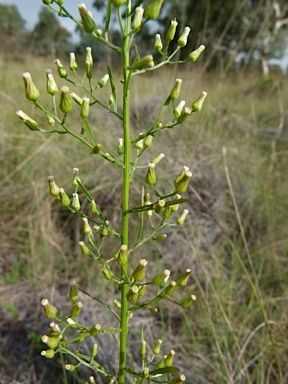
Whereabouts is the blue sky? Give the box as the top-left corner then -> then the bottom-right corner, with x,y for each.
2,0 -> 97,39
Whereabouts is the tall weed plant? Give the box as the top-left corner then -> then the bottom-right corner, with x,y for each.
17,0 -> 207,383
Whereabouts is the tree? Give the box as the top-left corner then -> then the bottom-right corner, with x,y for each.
92,0 -> 288,74
0,4 -> 27,54
30,7 -> 72,57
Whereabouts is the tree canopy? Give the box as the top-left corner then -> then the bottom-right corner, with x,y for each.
0,4 -> 27,52
30,7 -> 72,57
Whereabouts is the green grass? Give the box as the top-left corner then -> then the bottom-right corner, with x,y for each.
0,56 -> 288,383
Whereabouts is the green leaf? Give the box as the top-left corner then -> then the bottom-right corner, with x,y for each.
107,63 -> 117,112
82,119 -> 95,146
127,198 -> 189,214
150,366 -> 180,375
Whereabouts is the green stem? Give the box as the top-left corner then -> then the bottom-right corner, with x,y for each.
118,2 -> 132,383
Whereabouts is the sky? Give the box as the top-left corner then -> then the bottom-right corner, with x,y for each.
2,0 -> 97,40
2,0 -> 288,70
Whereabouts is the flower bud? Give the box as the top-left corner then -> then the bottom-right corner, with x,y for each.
161,281 -> 177,297
111,0 -> 126,7
82,218 -> 93,235
176,209 -> 189,225
191,91 -> 207,112
126,285 -> 139,304
145,0 -> 164,20
177,269 -> 192,287
98,74 -> 109,88
71,193 -> 81,211
171,194 -> 181,212
174,100 -> 185,118
46,114 -> 55,126
59,86 -> 73,114
174,168 -> 192,193
140,340 -> 147,357
85,47 -> 93,79
154,34 -> 163,52
117,138 -> 124,155
166,19 -> 178,42
114,299 -> 121,309
69,281 -> 78,304
148,306 -> 158,314
78,4 -> 96,33
91,343 -> 98,358
101,264 -> 114,280
42,335 -> 59,349
69,52 -> 78,71
109,95 -> 115,108
132,259 -> 147,281
66,318 -> 76,326
174,166 -> 189,185
151,339 -> 162,355
138,284 -> 146,297
116,244 -> 128,266
170,79 -> 182,101
90,199 -> 99,216
164,349 -> 175,367
144,193 -> 150,204
132,5 -> 144,30
189,44 -> 205,62
154,233 -> 167,241
90,323 -> 101,336
49,322 -> 61,338
79,241 -> 90,256
92,143 -> 102,154
41,349 -> 55,359
80,96 -> 90,118
16,110 -> 39,131
65,364 -> 76,372
145,163 -> 156,185
70,301 -> 83,317
163,205 -> 172,219
154,199 -> 165,214
171,374 -> 186,383
145,198 -> 153,218
72,167 -> 80,187
59,187 -> 70,207
181,294 -> 196,309
54,59 -> 68,79
42,0 -> 53,4
177,26 -> 191,48
157,357 -> 165,368
134,137 -> 144,150
41,299 -> 57,319
152,153 -> 164,165
133,55 -> 154,70
152,269 -> 170,287
47,175 -> 60,197
46,70 -> 58,96
70,91 -> 83,106
144,135 -> 153,148
177,107 -> 191,124
22,72 -> 40,101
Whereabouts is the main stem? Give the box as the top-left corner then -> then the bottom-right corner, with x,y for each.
119,2 -> 131,383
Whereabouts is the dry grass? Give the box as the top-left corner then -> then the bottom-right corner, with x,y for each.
0,56 -> 288,383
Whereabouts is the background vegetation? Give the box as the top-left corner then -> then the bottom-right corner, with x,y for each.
0,1 -> 288,383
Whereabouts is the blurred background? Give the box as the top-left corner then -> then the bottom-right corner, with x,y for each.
0,1 -> 288,383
